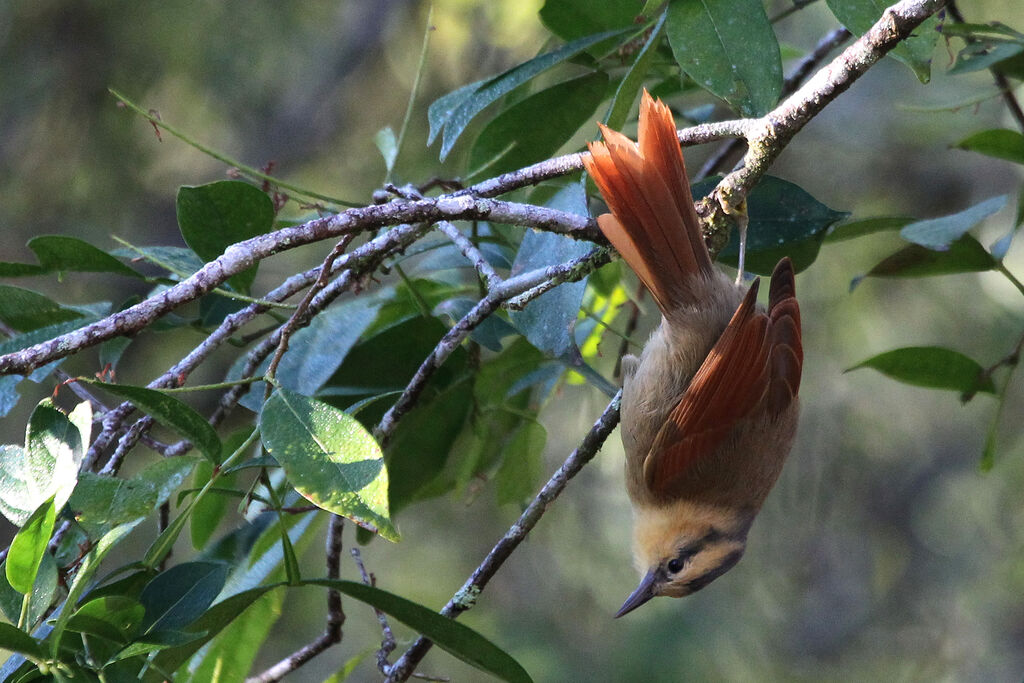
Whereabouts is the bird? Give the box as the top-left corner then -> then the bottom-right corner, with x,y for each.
581,91 -> 803,617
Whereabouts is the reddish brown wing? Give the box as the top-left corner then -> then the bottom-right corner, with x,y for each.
642,258 -> 802,497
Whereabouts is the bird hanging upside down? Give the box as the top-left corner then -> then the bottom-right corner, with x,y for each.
582,92 -> 803,617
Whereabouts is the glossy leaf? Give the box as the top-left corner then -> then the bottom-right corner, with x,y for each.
69,596 -> 145,643
260,388 -> 398,541
469,71 -> 609,178
140,561 -> 230,633
176,181 -> 274,292
27,235 -> 143,278
694,176 -> 849,274
0,285 -> 85,332
81,380 -> 222,463
954,129 -> 1024,165
432,29 -> 629,159
826,0 -> 938,82
308,579 -> 533,683
857,235 -> 997,286
540,0 -> 641,41
6,497 -> 56,595
666,0 -> 782,116
900,195 -> 1008,250
847,346 -> 995,395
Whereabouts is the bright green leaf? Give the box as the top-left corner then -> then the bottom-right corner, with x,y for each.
69,596 -> 145,643
260,388 -> 398,541
603,12 -> 667,130
666,0 -> 782,116
81,380 -> 222,463
469,71 -> 609,179
900,195 -> 1008,250
308,579 -> 533,683
6,497 -> 56,595
176,181 -> 274,293
846,346 -> 995,395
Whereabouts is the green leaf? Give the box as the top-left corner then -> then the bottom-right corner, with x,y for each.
68,596 -> 145,643
433,29 -> 630,159
825,216 -> 914,243
308,579 -> 533,683
140,561 -> 230,633
6,497 -> 56,595
496,421 -> 546,505
428,79 -> 486,146
50,521 -> 142,657
145,585 -> 280,681
846,346 -> 995,395
0,553 -> 57,628
540,0 -> 641,41
0,262 -> 46,277
374,126 -> 399,175
954,129 -> 1024,165
260,388 -> 398,541
81,380 -> 222,463
176,181 -> 274,293
603,11 -> 667,130
826,0 -> 938,82
666,0 -> 782,116
112,244 -> 206,280
695,176 -> 848,274
0,285 -> 85,332
469,71 -> 609,179
900,195 -> 1008,250
68,474 -> 159,539
27,235 -> 144,278
0,622 -> 46,662
950,40 -> 1024,74
856,235 -> 997,286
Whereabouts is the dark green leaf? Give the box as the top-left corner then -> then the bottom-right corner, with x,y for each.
386,379 -> 473,513
111,244 -> 206,280
435,29 -> 630,159
27,236 -> 143,278
694,176 -> 848,274
496,421 -> 546,505
0,622 -> 45,662
603,12 -> 667,130
857,235 -> 997,286
308,579 -> 533,683
900,195 -> 1008,250
434,297 -> 517,352
0,553 -> 57,629
6,498 -> 56,595
81,381 -> 222,463
68,474 -> 159,539
69,596 -> 145,643
825,216 -> 914,243
846,346 -> 995,395
666,0 -> 782,116
176,181 -> 274,292
540,0 -> 641,41
954,129 -> 1024,164
0,262 -> 46,277
140,561 -> 229,633
0,285 -> 85,332
469,71 -> 609,178
109,629 -> 209,662
260,388 -> 398,541
826,0 -> 938,82
428,79 -> 486,146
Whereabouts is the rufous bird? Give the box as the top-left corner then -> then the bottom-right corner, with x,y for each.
582,92 -> 803,617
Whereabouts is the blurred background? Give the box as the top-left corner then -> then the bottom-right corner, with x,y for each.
1,0 -> 1023,680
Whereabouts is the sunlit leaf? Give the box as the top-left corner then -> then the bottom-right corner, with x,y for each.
5,498 -> 56,595
260,388 -> 398,541
900,195 -> 1008,250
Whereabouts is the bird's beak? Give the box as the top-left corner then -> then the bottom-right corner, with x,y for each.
615,568 -> 661,618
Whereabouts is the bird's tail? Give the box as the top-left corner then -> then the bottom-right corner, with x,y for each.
583,91 -> 712,313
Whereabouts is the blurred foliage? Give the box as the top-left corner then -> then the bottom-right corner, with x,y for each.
0,0 -> 1023,681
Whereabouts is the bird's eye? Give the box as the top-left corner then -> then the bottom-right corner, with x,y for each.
667,558 -> 683,573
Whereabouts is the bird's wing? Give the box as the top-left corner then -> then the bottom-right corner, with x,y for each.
642,258 -> 802,497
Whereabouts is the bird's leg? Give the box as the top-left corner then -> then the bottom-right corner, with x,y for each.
717,191 -> 749,284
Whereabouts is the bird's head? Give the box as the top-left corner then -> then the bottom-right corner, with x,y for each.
616,500 -> 752,617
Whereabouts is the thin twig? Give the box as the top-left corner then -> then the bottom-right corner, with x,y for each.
385,393 -> 622,682
434,221 -> 502,289
351,548 -> 398,676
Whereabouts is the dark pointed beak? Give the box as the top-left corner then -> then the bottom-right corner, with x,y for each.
615,568 -> 661,618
